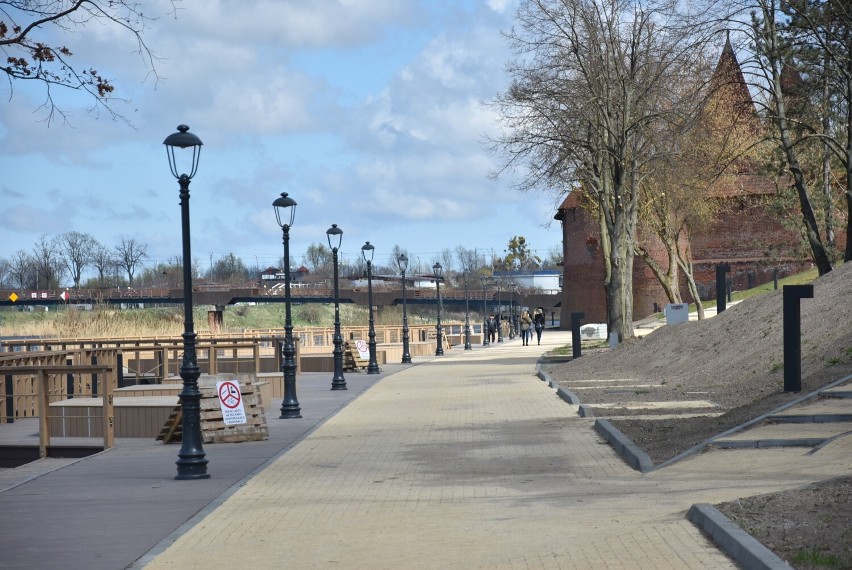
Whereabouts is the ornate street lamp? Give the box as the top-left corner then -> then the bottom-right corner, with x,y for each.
434,262 -> 444,356
480,275 -> 490,347
273,192 -> 302,418
164,124 -> 209,481
362,242 -> 380,374
463,271 -> 472,350
327,224 -> 346,390
398,253 -> 412,364
495,277 -> 504,342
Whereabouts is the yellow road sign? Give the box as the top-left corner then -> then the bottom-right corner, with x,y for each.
9,292 -> 18,302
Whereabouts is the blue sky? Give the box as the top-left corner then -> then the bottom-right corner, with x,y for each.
0,0 -> 564,278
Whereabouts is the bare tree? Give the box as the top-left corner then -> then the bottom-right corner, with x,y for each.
57,231 -> 97,288
31,234 -> 64,288
6,250 -> 33,288
0,256 -> 10,288
90,242 -> 116,287
301,243 -> 333,278
114,236 -> 147,286
209,253 -> 249,285
492,0 -> 718,339
389,245 -> 409,274
0,0 -> 173,124
454,246 -> 485,275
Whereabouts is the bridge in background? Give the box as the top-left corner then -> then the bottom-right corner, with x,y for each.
0,286 -> 560,313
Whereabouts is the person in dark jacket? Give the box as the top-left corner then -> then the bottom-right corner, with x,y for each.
533,307 -> 545,345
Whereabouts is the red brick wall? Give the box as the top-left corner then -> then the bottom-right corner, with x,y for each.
558,194 -> 844,324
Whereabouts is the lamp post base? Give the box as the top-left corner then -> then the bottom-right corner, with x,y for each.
175,459 -> 210,480
279,406 -> 302,419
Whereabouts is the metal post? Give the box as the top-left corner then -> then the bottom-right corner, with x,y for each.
783,285 -> 814,392
175,173 -> 209,479
400,255 -> 412,364
279,222 -> 302,417
273,192 -> 302,418
716,264 -> 730,314
463,273 -> 472,350
480,277 -> 489,347
364,246 -> 380,374
4,374 -> 13,423
571,312 -> 585,359
329,230 -> 346,390
434,263 -> 444,356
496,279 -> 503,343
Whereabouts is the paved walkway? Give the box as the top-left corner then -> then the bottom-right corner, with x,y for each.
3,331 -> 850,569
136,331 -> 850,569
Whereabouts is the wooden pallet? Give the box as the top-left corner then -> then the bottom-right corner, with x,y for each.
156,374 -> 268,444
157,405 -> 182,443
343,345 -> 368,372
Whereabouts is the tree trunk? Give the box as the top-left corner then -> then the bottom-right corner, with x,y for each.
636,244 -> 681,304
759,2 -> 833,275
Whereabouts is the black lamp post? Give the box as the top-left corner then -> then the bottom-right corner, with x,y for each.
480,275 -> 490,347
510,281 -> 518,338
327,224 -> 346,390
463,271 -> 472,350
362,242 -> 380,374
273,192 -> 301,418
398,253 -> 412,364
495,277 -> 504,342
434,262 -> 444,356
164,124 -> 209,480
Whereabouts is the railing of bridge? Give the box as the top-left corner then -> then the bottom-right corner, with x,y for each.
0,286 -> 520,302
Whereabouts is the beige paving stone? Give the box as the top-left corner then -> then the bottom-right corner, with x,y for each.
142,332 -> 850,569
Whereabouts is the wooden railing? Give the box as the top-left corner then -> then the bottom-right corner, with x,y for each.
0,323 -> 477,384
0,349 -> 120,455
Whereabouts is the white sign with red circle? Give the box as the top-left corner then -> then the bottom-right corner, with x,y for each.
355,339 -> 369,359
216,380 -> 247,425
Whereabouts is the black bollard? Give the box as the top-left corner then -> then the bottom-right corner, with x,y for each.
783,285 -> 813,392
571,312 -> 585,359
773,269 -> 779,290
66,357 -> 75,399
5,374 -> 13,423
716,264 -> 730,314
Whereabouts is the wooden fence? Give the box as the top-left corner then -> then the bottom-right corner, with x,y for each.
0,349 -> 120,455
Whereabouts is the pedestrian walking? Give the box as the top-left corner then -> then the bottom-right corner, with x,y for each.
533,307 -> 545,345
520,310 -> 532,345
487,315 -> 497,343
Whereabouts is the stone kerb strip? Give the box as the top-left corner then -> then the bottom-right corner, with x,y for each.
593,419 -> 655,473
687,504 -> 793,570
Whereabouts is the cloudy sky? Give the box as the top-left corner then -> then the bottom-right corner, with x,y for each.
0,0 -> 564,278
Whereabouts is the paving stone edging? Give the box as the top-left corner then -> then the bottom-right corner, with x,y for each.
592,419 -> 654,473
687,504 -> 793,570
536,366 -> 579,404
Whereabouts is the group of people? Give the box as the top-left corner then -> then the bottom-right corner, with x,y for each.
486,307 -> 546,346
520,307 -> 546,346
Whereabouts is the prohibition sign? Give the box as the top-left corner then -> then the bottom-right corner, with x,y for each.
218,381 -> 242,409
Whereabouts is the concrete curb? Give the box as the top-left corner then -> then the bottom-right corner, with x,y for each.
593,419 -> 654,473
687,504 -> 793,570
537,366 -> 581,405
